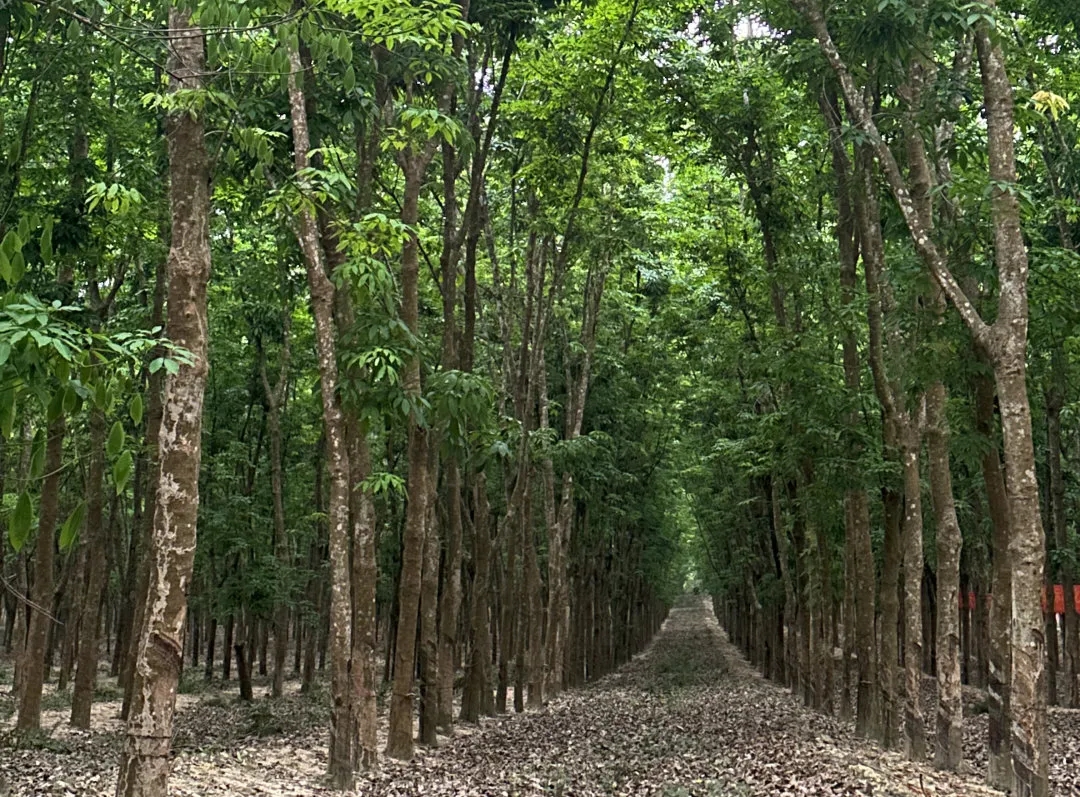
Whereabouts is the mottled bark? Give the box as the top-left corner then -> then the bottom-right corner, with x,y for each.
285,43 -> 354,789
927,378 -> 962,770
115,9 -> 210,793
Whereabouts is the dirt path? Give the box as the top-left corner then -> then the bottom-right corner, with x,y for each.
359,598 -> 1003,796
2,598 -> 1018,795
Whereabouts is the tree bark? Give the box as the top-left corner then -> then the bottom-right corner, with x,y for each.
927,378 -> 962,770
1048,356 -> 1079,707
386,148 -> 435,761
72,408 -> 108,728
285,42 -> 355,789
115,8 -> 210,793
259,317 -> 290,700
16,415 -> 64,732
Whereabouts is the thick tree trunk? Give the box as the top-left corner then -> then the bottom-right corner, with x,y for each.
975,24 -> 1047,795
115,9 -> 210,793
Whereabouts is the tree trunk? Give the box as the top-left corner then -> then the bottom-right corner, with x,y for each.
461,474 -> 493,722
115,9 -> 210,793
16,415 -> 65,732
285,42 -> 355,789
72,408 -> 109,728
385,149 -> 434,761
259,323 -> 290,700
1048,359 -> 1077,708
927,378 -> 962,770
417,449 -> 441,747
437,459 -> 463,730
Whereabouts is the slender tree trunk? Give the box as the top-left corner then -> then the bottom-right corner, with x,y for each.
286,43 -> 355,789
386,149 -> 434,761
72,408 -> 108,728
259,322 -> 290,700
437,459 -> 463,730
461,474 -> 493,722
115,9 -> 210,793
1048,359 -> 1079,707
16,415 -> 64,732
417,448 -> 441,747
899,411 -> 927,761
927,378 -> 962,770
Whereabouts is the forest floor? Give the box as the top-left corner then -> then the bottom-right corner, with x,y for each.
2,598 -> 1078,796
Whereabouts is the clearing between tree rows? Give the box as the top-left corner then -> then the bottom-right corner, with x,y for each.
8,597 -> 1078,796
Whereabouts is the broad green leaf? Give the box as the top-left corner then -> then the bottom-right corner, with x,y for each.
9,491 -> 32,552
0,340 -> 10,366
62,383 -> 78,414
9,251 -> 24,283
40,218 -> 53,265
129,394 -> 144,426
59,501 -> 86,551
46,389 -> 64,423
0,388 -> 14,439
30,432 -> 45,479
113,450 -> 133,495
107,421 -> 124,458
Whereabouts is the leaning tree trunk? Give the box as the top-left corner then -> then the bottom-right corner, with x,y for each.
115,8 -> 210,793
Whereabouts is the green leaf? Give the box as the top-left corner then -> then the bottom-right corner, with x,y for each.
107,421 -> 124,458
9,251 -> 24,283
9,491 -> 32,552
46,388 -> 64,423
30,432 -> 45,479
59,501 -> 86,551
0,388 -> 14,439
129,394 -> 144,426
62,383 -> 78,414
0,249 -> 9,282
344,65 -> 356,93
113,450 -> 133,495
40,218 -> 53,265
0,340 -> 10,366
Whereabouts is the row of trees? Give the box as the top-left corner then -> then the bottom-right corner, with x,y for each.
2,0 -> 1077,796
0,0 -> 693,795
689,2 -> 1080,797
